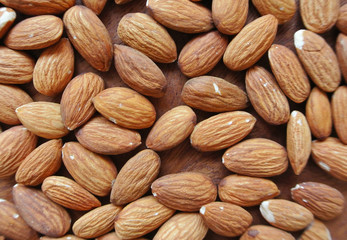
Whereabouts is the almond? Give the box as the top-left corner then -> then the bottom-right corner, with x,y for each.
33,38 -> 74,96
40,235 -> 84,240
0,177 -> 16,202
246,66 -> 290,125
291,182 -> 345,221
115,0 -> 133,4
240,225 -> 295,240
190,111 -> 256,152
331,86 -> 347,144
294,29 -> 341,92
82,0 -> 107,15
181,76 -> 249,112
117,13 -> 177,63
252,0 -> 296,24
178,31 -> 228,77
218,175 -> 280,207
336,33 -> 347,83
222,138 -> 288,177
336,4 -> 347,35
0,7 -> 16,38
299,219 -> 332,240
223,14 -> 278,71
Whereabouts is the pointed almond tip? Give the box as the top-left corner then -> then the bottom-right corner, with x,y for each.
294,29 -> 306,50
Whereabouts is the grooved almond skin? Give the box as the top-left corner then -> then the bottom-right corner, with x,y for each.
181,76 -> 249,112
63,6 -> 113,72
62,142 -> 117,196
299,219 -> 332,240
93,87 -> 156,129
76,116 -> 141,155
61,72 -> 104,131
95,232 -> 148,240
33,38 -> 74,96
218,175 -> 280,207
117,13 -> 177,63
223,138 -> 288,177
0,46 -> 35,84
260,199 -> 314,231
16,102 -> 69,139
154,213 -> 208,240
223,14 -> 278,71
13,184 -> 71,237
246,66 -> 290,125
240,225 -> 295,240
15,139 -> 62,186
0,84 -> 33,125
252,0 -> 296,24
336,33 -> 347,83
0,126 -> 37,179
0,177 -> 16,202
331,86 -> 347,144
82,0 -> 107,15
300,0 -> 339,33
73,204 -> 122,239
311,137 -> 347,181
146,106 -> 196,151
0,7 -> 16,38
114,44 -> 167,98
337,4 -> 347,35
268,44 -> 310,103
110,149 -> 160,205
291,182 -> 345,221
212,0 -> 248,35
190,111 -> 256,152
40,235 -> 84,240
151,172 -> 217,212
4,15 -> 63,50
178,31 -> 228,77
114,196 -> 175,239
294,29 -> 341,92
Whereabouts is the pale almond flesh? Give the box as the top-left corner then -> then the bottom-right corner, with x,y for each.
0,7 -> 16,38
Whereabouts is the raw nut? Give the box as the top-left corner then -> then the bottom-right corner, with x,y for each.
4,15 -> 63,50
268,44 -> 311,103
200,202 -> 252,237
75,115 -> 141,155
298,219 -> 332,240
61,72 -> 105,131
15,139 -> 62,186
117,13 -> 177,63
218,175 -> 280,207
93,87 -> 156,129
153,213 -> 208,240
246,66 -> 290,125
13,184 -> 71,237
331,86 -> 347,144
0,84 -> 33,125
212,0 -> 248,35
222,138 -> 288,177
64,5 -> 113,72
294,29 -> 341,92
287,111 -> 311,175
291,182 -> 345,221
41,235 -> 84,240
300,0 -> 339,33
73,204 -> 122,239
252,0 -> 296,24
223,14 -> 278,71
190,111 -> 256,152
96,233 -> 149,240
0,177 -> 16,202
336,33 -> 347,83
16,102 -> 69,139
110,149 -> 160,205
62,142 -> 117,196
146,106 -> 196,151
0,7 -> 16,38
82,0 -> 107,15
311,137 -> 347,181
151,172 -> 217,212
114,44 -> 167,98
336,4 -> 347,35
178,31 -> 228,77
0,46 -> 35,84
114,196 -> 175,239
0,125 -> 37,179
240,225 -> 295,240
181,76 -> 249,112
260,199 -> 314,231
33,38 -> 74,96
42,176 -> 101,211
305,87 -> 332,139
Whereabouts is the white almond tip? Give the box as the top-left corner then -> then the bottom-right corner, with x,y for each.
294,30 -> 306,50
260,201 -> 276,223
318,162 -> 331,172
200,206 -> 206,215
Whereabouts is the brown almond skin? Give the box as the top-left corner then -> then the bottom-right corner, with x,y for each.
0,7 -> 16,38
82,0 -> 107,15
299,219 -> 332,240
13,184 -> 71,237
337,4 -> 347,35
252,0 -> 296,24
240,225 -> 295,240
40,235 -> 84,240
218,175 -> 280,207
336,33 -> 347,83
0,176 -> 16,202
178,31 -> 228,77
331,86 -> 347,144
16,139 -> 62,186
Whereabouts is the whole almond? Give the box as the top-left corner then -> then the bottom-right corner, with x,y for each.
82,0 -> 107,15
336,33 -> 347,83
64,5 -> 113,72
252,0 -> 296,24
337,4 -> 347,35
331,86 -> 347,144
223,14 -> 278,71
40,235 -> 84,240
117,13 -> 177,63
0,177 -> 16,202
294,29 -> 341,92
299,219 -> 332,240
240,225 -> 295,240
0,7 -> 16,38
246,66 -> 290,125
218,175 -> 280,207
178,31 -> 228,77
223,138 -> 288,177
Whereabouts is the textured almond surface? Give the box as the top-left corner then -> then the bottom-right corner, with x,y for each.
299,219 -> 332,240
337,4 -> 347,35
240,225 -> 295,240
252,0 -> 296,24
82,0 -> 107,15
331,86 -> 347,144
40,235 -> 84,240
0,7 -> 16,38
336,33 -> 347,83
0,177 -> 15,202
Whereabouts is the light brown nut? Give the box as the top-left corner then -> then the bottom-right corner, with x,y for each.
252,0 -> 296,24
240,225 -> 295,240
0,177 -> 16,202
336,33 -> 347,83
331,86 -> 347,144
337,4 -> 347,35
40,235 -> 84,240
82,0 -> 107,15
298,219 -> 332,240
0,7 -> 16,38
